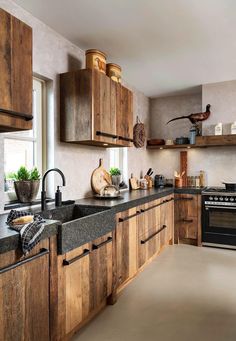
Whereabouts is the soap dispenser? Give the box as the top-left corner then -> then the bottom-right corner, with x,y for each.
55,186 -> 62,207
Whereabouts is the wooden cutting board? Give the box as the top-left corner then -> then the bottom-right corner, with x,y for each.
91,158 -> 112,194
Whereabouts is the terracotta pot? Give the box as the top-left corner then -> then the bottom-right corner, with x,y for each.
14,180 -> 40,203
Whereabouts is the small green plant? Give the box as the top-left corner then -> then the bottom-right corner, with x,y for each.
30,167 -> 41,180
14,166 -> 41,181
5,172 -> 16,180
110,167 -> 121,176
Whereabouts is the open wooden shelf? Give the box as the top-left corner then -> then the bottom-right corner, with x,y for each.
147,135 -> 236,150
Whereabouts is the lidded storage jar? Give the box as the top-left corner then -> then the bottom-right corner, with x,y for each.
106,63 -> 122,83
85,49 -> 107,74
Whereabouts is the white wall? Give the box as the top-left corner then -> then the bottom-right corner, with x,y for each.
0,0 -> 150,211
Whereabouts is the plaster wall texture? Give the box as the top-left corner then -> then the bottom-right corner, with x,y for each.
150,86 -> 236,186
0,0 -> 150,209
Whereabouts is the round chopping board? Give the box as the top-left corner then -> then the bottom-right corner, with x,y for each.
91,158 -> 112,194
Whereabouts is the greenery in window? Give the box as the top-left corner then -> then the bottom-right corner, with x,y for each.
13,166 -> 41,181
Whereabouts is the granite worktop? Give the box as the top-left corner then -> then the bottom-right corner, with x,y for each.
0,186 -> 204,255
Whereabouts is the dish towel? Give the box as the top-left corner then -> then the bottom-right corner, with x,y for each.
7,210 -> 46,255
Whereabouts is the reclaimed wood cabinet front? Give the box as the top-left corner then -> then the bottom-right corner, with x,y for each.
60,232 -> 113,337
0,8 -> 32,132
0,240 -> 50,341
116,207 -> 138,289
60,69 -> 133,147
174,194 -> 201,245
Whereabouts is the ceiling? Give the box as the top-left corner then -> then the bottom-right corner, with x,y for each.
14,0 -> 236,98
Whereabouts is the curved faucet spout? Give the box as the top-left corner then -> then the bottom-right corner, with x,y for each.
41,168 -> 66,211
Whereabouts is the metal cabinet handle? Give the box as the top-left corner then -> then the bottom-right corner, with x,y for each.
92,236 -> 113,250
0,248 -> 49,274
96,131 -> 118,139
118,136 -> 134,142
175,197 -> 194,201
0,108 -> 33,121
63,249 -> 90,266
140,225 -> 167,244
119,211 -> 141,222
182,219 -> 194,223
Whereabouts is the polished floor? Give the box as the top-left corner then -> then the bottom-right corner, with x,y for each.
72,245 -> 236,341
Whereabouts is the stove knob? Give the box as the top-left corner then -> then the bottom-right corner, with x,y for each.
209,196 -> 213,201
230,197 -> 234,202
214,197 -> 218,201
225,197 -> 229,201
219,197 -> 224,201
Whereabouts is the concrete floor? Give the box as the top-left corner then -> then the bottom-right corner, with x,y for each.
72,245 -> 236,341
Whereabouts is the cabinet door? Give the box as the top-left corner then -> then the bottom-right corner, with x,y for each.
0,9 -> 32,132
174,194 -> 199,243
116,84 -> 133,147
11,15 -> 32,117
90,233 -> 113,309
63,243 -> 91,334
0,241 -> 50,341
93,71 -> 117,144
137,200 -> 161,268
0,9 -> 12,112
116,208 -> 138,288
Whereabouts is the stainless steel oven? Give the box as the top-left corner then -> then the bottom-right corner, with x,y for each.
202,188 -> 236,248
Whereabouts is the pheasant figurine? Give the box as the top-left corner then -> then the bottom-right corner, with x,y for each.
167,104 -> 211,125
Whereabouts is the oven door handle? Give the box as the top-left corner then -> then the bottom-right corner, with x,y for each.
205,205 -> 236,210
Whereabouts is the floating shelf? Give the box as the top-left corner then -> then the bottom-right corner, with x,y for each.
147,135 -> 236,150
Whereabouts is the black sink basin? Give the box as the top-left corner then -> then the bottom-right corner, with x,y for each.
41,204 -> 107,224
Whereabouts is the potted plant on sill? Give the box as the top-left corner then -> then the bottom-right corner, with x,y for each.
13,166 -> 41,203
110,167 -> 122,188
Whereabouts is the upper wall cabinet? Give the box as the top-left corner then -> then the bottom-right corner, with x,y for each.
0,8 -> 32,132
60,69 -> 133,147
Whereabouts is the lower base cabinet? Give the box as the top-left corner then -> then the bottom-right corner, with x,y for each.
54,232 -> 113,339
0,240 -> 50,341
174,194 -> 201,245
116,195 -> 174,290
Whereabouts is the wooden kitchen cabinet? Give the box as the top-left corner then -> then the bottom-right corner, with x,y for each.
60,68 -> 133,147
116,84 -> 133,147
0,239 -> 50,341
56,232 -> 113,339
0,8 -> 32,132
137,196 -> 174,268
116,207 -> 138,289
174,194 -> 201,245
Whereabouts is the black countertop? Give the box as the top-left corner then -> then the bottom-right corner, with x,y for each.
75,187 -> 174,212
0,186 -> 204,255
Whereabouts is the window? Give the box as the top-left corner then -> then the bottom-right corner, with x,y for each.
109,147 -> 128,185
4,78 -> 45,199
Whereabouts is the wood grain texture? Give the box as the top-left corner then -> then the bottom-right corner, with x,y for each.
11,15 -> 32,116
0,9 -> 12,112
116,84 -> 133,147
174,194 -> 201,245
180,151 -> 188,187
0,239 -> 50,341
0,8 -> 32,131
60,69 -> 92,142
116,207 -> 138,288
53,232 -> 113,339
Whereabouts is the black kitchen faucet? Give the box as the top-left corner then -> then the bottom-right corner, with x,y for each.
41,168 -> 66,211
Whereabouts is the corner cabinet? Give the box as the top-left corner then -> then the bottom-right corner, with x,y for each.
0,8 -> 32,132
60,69 -> 133,147
174,193 -> 202,246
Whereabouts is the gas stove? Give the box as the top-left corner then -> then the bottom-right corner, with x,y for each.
202,187 -> 236,206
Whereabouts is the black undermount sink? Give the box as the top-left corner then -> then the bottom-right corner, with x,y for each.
41,204 -> 108,224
